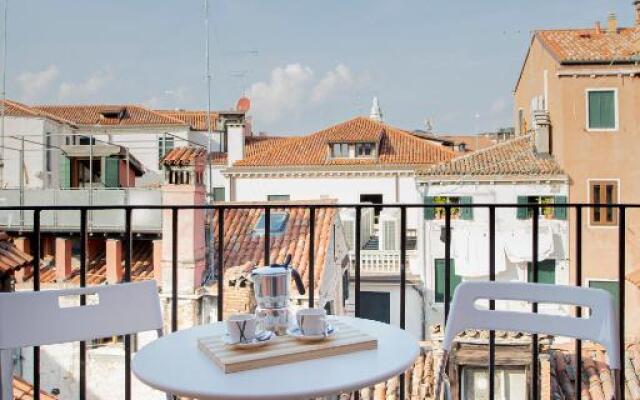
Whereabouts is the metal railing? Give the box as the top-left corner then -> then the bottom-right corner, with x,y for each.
0,202 -> 632,400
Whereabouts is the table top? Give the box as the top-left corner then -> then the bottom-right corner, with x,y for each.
132,316 -> 419,400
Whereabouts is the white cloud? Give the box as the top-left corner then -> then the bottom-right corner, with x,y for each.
58,67 -> 114,101
246,64 -> 314,123
145,86 -> 190,109
16,65 -> 59,101
311,64 -> 354,103
247,63 -> 368,125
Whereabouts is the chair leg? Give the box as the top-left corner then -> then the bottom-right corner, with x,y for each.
0,349 -> 13,400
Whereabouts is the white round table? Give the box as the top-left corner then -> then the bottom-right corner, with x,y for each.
133,316 -> 419,400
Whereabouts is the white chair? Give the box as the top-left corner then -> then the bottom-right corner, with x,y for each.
435,281 -> 620,400
0,280 -> 167,400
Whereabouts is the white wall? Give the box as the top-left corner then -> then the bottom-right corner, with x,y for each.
417,180 -> 570,329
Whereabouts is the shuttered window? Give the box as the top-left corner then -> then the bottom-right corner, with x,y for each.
212,187 -> 225,202
59,156 -> 71,189
424,196 -> 473,220
590,181 -> 618,225
516,195 -> 567,220
527,259 -> 556,284
589,280 -> 619,308
434,259 -> 461,303
343,220 -> 355,251
104,157 -> 120,188
588,90 -> 616,130
383,220 -> 397,250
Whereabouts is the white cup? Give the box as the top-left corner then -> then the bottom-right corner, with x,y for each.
226,314 -> 257,343
296,308 -> 327,336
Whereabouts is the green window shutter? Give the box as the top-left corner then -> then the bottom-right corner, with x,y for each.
517,196 -> 529,219
104,157 -> 120,188
424,196 -> 436,220
212,187 -> 226,202
460,196 -> 473,220
527,260 -> 556,284
589,91 -> 616,129
59,155 -> 71,189
435,259 -> 461,303
554,195 -> 567,220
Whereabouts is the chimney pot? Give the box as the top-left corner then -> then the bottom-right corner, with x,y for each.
595,21 -> 602,34
608,12 -> 618,34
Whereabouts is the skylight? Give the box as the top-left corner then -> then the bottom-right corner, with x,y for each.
254,212 -> 289,236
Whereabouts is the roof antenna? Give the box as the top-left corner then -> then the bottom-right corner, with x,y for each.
204,0 -> 213,200
0,0 -> 7,186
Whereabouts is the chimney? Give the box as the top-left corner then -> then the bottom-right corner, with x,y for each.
635,1 -> 640,26
227,123 -> 246,167
106,239 -> 123,284
607,12 -> 618,34
595,21 -> 602,34
533,110 -> 551,155
55,237 -> 73,282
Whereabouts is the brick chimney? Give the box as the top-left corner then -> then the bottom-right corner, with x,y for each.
607,12 -> 618,34
635,1 -> 640,26
55,237 -> 73,282
533,110 -> 551,155
106,239 -> 123,284
595,21 -> 602,35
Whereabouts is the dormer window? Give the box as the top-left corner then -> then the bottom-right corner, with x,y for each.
100,107 -> 127,120
355,142 -> 376,157
331,143 -> 350,158
254,212 -> 289,236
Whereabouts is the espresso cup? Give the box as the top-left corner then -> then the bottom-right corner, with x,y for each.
226,314 -> 257,343
296,308 -> 327,336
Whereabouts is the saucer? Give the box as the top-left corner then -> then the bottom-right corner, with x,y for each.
223,330 -> 274,349
286,324 -> 338,342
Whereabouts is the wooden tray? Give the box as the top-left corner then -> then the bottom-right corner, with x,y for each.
197,320 -> 378,374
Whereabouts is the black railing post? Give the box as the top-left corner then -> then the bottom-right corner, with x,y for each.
217,207 -> 224,322
79,209 -> 87,400
309,207 -> 315,307
531,205 -> 539,400
489,206 -> 496,400
575,205 -> 583,399
399,206 -> 407,400
444,205 -> 452,321
32,209 -> 41,400
354,206 -> 361,318
264,207 -> 271,266
618,206 -> 626,400
171,208 -> 178,332
124,208 -> 132,400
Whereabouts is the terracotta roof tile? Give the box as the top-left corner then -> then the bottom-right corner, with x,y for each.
537,27 -> 640,64
0,232 -> 33,275
13,376 -> 57,400
161,146 -> 207,167
0,99 -> 76,126
209,136 -> 292,166
417,133 -> 564,178
211,200 -> 339,290
232,117 -> 454,168
34,105 -> 188,127
155,110 -> 218,131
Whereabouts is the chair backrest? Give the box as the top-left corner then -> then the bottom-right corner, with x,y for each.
0,280 -> 163,350
443,281 -> 620,369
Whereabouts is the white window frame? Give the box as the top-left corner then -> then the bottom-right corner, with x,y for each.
585,88 -> 619,132
587,178 -> 621,229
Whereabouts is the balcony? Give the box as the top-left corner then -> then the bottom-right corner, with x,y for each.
0,202 -> 634,400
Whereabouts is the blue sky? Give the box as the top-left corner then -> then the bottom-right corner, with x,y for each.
3,0 -> 635,135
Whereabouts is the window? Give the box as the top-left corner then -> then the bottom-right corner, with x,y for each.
355,142 -> 375,157
331,143 -> 350,158
434,259 -> 462,303
44,133 -> 52,173
254,212 -> 289,235
424,196 -> 473,220
587,90 -> 617,130
462,366 -> 526,400
590,181 -> 618,225
518,108 -> 526,135
527,259 -> 556,284
516,195 -> 567,220
267,194 -> 290,202
589,280 -> 619,307
158,135 -> 175,161
360,291 -> 390,324
212,187 -> 225,202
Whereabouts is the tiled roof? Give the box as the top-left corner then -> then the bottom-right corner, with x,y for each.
438,134 -> 496,152
0,99 -> 76,126
548,343 -> 640,400
155,110 -> 218,131
35,241 -> 154,285
0,232 -> 33,275
13,376 -> 57,400
536,27 -> 640,64
34,105 -> 188,127
232,117 -> 454,168
211,200 -> 339,290
417,134 -> 564,178
161,147 -> 207,167
209,136 -> 291,166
